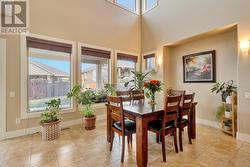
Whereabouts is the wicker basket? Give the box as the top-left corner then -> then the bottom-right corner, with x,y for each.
41,119 -> 61,141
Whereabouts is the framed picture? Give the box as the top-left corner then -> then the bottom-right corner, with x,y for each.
183,50 -> 216,83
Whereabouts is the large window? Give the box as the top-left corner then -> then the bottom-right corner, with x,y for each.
81,46 -> 111,103
117,53 -> 137,90
27,37 -> 72,112
144,53 -> 156,71
116,0 -> 136,12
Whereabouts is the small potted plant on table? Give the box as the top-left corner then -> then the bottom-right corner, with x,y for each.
211,80 -> 236,102
67,85 -> 96,130
40,98 -> 61,141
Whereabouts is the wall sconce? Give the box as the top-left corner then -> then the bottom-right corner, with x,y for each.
240,40 -> 250,54
158,56 -> 163,68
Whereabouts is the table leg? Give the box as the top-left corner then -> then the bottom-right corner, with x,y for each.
191,103 -> 197,139
107,106 -> 111,142
136,117 -> 148,167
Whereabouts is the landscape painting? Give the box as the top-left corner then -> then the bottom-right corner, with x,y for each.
183,50 -> 216,83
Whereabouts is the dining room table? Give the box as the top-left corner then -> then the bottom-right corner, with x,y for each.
106,99 -> 197,167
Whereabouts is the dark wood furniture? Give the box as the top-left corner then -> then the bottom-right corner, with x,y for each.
131,90 -> 145,103
148,96 -> 182,162
178,93 -> 195,151
116,90 -> 132,102
106,99 -> 197,167
107,96 -> 136,163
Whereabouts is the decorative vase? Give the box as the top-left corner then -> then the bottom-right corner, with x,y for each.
84,115 -> 96,130
225,111 -> 232,118
226,95 -> 232,104
148,92 -> 156,105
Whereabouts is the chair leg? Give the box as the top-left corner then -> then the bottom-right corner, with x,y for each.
121,136 -> 125,163
127,135 -> 130,145
179,127 -> 183,152
161,134 -> 166,162
188,124 -> 192,144
173,129 -> 178,154
156,134 -> 160,143
130,134 -> 133,145
110,131 -> 114,151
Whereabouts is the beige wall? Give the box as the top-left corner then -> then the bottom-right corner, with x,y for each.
141,0 -> 250,135
168,29 -> 237,122
1,0 -> 140,132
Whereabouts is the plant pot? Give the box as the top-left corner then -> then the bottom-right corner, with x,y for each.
41,119 -> 61,141
225,111 -> 232,118
221,92 -> 229,102
226,96 -> 232,104
84,115 -> 96,130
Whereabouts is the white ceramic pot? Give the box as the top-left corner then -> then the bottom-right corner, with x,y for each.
226,95 -> 232,104
224,125 -> 232,131
225,111 -> 232,118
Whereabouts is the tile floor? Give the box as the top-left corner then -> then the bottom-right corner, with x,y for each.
0,120 -> 250,167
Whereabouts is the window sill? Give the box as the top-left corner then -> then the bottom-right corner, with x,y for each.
21,108 -> 75,119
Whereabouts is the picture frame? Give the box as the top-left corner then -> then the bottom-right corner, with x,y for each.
183,50 -> 216,83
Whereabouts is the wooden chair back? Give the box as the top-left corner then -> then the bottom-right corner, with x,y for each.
107,96 -> 125,132
116,90 -> 132,102
181,93 -> 195,116
163,95 -> 182,126
168,89 -> 186,107
131,90 -> 145,102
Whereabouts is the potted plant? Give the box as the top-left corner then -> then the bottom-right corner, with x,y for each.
216,105 -> 225,121
211,80 -> 237,102
224,105 -> 232,119
104,84 -> 116,96
144,80 -> 163,105
124,71 -> 152,90
67,85 -> 96,130
40,98 -> 61,141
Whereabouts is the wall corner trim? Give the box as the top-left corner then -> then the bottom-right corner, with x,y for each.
237,132 -> 250,143
197,118 -> 220,129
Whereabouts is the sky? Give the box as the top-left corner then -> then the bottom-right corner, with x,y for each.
116,0 -> 136,11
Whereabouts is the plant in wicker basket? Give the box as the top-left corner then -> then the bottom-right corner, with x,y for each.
40,98 -> 61,141
67,85 -> 96,130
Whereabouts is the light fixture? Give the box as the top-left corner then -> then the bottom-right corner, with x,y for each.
240,40 -> 250,54
158,55 -> 163,67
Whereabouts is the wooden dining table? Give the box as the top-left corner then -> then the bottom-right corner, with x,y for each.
106,100 -> 197,167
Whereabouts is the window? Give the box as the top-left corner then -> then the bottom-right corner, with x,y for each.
26,37 -> 72,112
116,53 -> 137,90
144,0 -> 158,12
81,46 -> 111,103
144,53 -> 156,71
116,0 -> 136,12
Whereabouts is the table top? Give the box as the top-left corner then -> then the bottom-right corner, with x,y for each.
123,100 -> 165,117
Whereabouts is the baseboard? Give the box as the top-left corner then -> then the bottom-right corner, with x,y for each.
5,118 -> 82,139
197,118 -> 220,129
237,132 -> 250,143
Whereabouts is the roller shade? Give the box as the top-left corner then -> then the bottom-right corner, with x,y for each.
117,53 -> 138,62
81,47 -> 111,59
26,37 -> 72,53
144,53 -> 155,59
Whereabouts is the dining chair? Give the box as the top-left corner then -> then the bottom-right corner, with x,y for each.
178,93 -> 195,152
167,89 -> 186,107
148,95 -> 182,162
131,90 -> 145,103
107,96 -> 136,163
116,90 -> 132,102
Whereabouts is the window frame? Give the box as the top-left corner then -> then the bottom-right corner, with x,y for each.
106,0 -> 140,15
78,43 -> 113,109
142,50 -> 157,72
20,33 -> 76,119
142,0 -> 158,14
115,50 -> 140,90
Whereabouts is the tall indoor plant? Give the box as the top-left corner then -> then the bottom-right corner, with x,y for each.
67,85 -> 96,130
124,71 -> 152,90
40,98 -> 61,141
211,80 -> 236,102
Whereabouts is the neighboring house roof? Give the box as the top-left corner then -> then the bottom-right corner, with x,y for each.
29,61 -> 69,77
